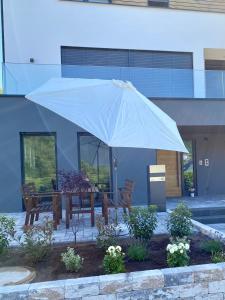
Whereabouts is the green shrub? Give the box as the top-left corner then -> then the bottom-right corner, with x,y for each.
124,205 -> 157,242
211,251 -> 225,263
21,218 -> 54,264
167,203 -> 193,238
0,215 -> 15,255
127,243 -> 148,261
96,216 -> 120,250
201,240 -> 223,254
103,246 -> 125,274
61,247 -> 84,272
167,238 -> 190,267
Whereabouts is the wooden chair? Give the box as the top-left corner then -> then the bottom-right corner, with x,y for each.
21,183 -> 61,229
102,179 -> 134,224
65,191 -> 95,228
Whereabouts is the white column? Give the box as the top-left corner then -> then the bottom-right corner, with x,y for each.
193,49 -> 206,98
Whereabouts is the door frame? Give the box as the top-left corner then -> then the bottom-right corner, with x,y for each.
181,138 -> 198,197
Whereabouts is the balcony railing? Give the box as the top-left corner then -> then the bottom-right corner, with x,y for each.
2,62 -> 225,98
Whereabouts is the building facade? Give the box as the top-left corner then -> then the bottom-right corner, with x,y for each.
1,0 -> 225,212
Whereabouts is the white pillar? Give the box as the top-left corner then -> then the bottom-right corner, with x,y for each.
193,49 -> 206,98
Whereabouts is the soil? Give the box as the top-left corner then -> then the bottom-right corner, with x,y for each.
0,233 -> 215,283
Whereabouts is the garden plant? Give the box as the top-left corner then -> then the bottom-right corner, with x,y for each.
124,205 -> 157,243
61,247 -> 84,272
103,245 -> 125,274
167,238 -> 190,267
20,218 -> 54,263
96,216 -> 120,250
0,215 -> 15,255
167,203 -> 193,238
127,242 -> 148,261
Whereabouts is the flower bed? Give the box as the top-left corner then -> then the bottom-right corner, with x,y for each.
0,234 -> 218,282
1,262 -> 225,299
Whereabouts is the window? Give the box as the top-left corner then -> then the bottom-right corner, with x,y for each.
78,133 -> 112,192
182,140 -> 195,195
148,0 -> 169,7
21,133 -> 57,192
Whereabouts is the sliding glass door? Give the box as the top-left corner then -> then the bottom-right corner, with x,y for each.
78,133 -> 112,192
21,133 -> 57,192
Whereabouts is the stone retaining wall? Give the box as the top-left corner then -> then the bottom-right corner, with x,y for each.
1,263 -> 225,299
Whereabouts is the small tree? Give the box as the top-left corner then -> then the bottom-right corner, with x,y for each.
167,203 -> 193,238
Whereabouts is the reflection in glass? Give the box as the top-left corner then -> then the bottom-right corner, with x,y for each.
183,140 -> 194,195
22,134 -> 56,192
79,135 -> 111,192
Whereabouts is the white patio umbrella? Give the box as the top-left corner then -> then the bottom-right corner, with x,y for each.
26,78 -> 187,152
26,78 -> 187,210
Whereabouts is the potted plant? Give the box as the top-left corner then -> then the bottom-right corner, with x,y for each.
189,187 -> 195,197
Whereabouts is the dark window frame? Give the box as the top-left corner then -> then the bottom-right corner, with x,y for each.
77,132 -> 113,192
181,139 -> 198,196
20,132 -> 58,209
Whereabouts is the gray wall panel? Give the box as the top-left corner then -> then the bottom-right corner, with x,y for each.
0,96 -> 155,212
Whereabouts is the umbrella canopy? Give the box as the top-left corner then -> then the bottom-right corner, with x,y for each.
26,78 -> 187,153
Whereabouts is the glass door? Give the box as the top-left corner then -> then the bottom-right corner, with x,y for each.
78,133 -> 112,194
21,133 -> 57,192
182,140 -> 196,196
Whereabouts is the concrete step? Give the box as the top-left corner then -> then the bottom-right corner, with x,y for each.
194,215 -> 225,225
191,207 -> 225,217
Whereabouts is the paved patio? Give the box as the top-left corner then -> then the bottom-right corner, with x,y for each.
167,194 -> 225,210
2,208 -> 169,246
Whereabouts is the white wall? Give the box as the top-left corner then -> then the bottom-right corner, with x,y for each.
4,0 -> 225,96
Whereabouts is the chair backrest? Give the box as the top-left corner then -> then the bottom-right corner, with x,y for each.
21,183 -> 36,196
124,180 -> 134,192
21,183 -> 37,210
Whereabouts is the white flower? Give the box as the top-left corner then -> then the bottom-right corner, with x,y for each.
108,246 -> 115,253
116,246 -> 122,252
180,249 -> 184,254
173,245 -> 178,252
185,243 -> 190,250
170,248 -> 175,254
166,244 -> 172,251
178,243 -> 184,249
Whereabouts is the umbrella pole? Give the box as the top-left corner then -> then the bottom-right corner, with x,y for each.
113,157 -> 118,224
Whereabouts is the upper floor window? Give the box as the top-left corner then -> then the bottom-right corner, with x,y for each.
148,0 -> 169,7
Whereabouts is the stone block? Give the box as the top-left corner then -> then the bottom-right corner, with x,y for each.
132,270 -> 164,290
0,284 -> 29,300
192,264 -> 224,283
195,293 -> 224,300
179,283 -> 208,298
162,267 -> 194,287
148,286 -> 180,299
28,280 -> 65,300
82,294 -> 116,300
65,276 -> 99,298
208,280 -> 225,293
99,273 -> 133,294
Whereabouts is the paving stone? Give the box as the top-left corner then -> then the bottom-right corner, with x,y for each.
132,270 -> 164,290
162,267 -> 194,287
65,276 -> 99,298
99,273 -> 133,294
